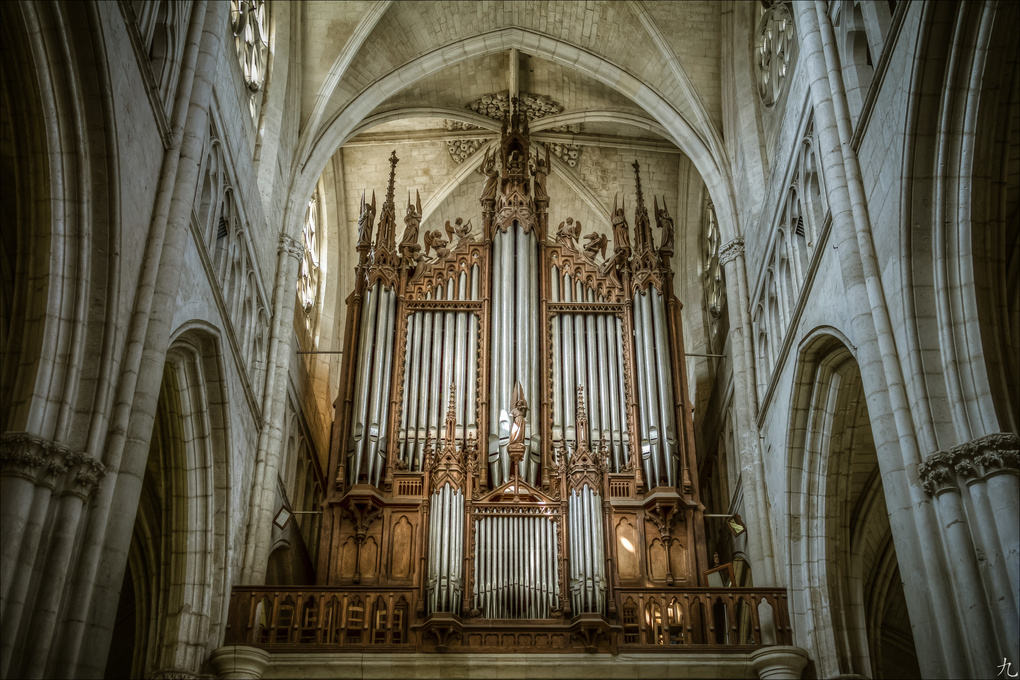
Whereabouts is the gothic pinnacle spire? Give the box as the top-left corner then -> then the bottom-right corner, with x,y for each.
632,159 -> 645,211
444,383 -> 457,446
386,150 -> 399,207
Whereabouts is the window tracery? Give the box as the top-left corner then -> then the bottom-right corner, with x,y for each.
230,0 -> 269,119
755,1 -> 795,107
298,190 -> 321,316
700,199 -> 725,343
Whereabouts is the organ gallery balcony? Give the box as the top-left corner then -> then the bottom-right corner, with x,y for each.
223,585 -> 792,653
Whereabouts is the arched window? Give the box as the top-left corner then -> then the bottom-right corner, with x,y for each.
700,199 -> 725,344
230,0 -> 270,120
298,189 -> 321,315
755,1 -> 795,107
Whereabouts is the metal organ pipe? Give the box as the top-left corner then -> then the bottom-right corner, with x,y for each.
467,267 -> 480,441
428,287 -> 444,445
527,236 -> 540,483
605,314 -> 622,471
455,273 -> 468,446
633,292 -> 660,486
401,311 -> 421,467
650,289 -> 677,487
489,235 -> 503,480
499,230 -> 513,484
350,286 -> 377,483
414,309 -> 434,468
595,312 -> 611,451
374,289 -> 397,485
614,317 -> 631,469
562,274 -> 576,444
550,269 -> 563,444
640,290 -> 662,487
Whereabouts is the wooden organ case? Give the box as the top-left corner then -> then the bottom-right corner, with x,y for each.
315,100 -> 721,653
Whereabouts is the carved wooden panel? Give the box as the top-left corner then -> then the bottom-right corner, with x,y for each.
340,536 -> 358,580
361,535 -> 379,580
615,516 -> 640,581
647,536 -> 668,582
389,514 -> 414,580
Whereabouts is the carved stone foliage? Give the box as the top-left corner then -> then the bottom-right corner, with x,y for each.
444,119 -> 486,164
0,432 -> 105,497
443,91 -> 582,166
918,432 -> 1020,496
755,1 -> 795,107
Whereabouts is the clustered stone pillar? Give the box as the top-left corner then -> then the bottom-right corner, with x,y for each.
0,433 -> 104,677
242,233 -> 305,583
919,432 -> 1020,664
718,237 -> 777,585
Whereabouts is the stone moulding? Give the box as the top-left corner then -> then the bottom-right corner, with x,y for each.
0,431 -> 106,496
918,432 -> 1020,496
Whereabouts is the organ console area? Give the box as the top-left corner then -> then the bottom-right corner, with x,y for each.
225,99 -> 791,654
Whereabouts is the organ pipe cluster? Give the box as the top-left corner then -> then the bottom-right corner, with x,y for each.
325,99 -> 699,626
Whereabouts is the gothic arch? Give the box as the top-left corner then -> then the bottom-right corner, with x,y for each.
902,0 -> 1020,450
786,332 -> 919,679
106,329 -> 231,678
0,5 -> 119,676
287,27 -> 740,261
0,0 -> 118,449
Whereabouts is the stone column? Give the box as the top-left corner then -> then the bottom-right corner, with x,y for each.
242,233 -> 304,582
719,238 -> 776,585
919,432 -> 1020,664
749,645 -> 808,680
208,646 -> 271,680
794,3 -> 967,676
55,3 -> 224,676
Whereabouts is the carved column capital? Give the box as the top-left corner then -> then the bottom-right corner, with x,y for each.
64,450 -> 107,499
919,432 -> 1019,496
278,233 -> 303,260
718,238 -> 745,265
1,432 -> 71,486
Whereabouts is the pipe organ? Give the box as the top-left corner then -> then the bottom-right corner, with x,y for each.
319,99 -> 710,651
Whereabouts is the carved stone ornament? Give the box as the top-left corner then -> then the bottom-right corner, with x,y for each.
918,432 -> 1020,496
0,432 -> 105,495
718,237 -> 745,265
444,91 -> 582,166
755,1 -> 795,107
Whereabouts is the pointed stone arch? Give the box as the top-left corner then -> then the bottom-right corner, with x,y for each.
106,329 -> 232,678
785,331 -> 918,679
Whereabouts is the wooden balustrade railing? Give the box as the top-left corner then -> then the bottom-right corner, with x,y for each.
223,586 -> 790,651
225,587 -> 418,650
614,587 -> 792,648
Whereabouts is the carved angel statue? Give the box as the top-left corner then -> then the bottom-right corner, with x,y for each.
478,149 -> 498,202
611,194 -> 631,253
582,231 -> 608,259
556,217 -> 581,245
654,196 -> 675,254
423,229 -> 449,258
508,381 -> 528,447
444,217 -> 473,243
399,191 -> 423,262
532,145 -> 550,202
356,190 -> 377,249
